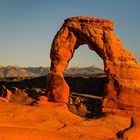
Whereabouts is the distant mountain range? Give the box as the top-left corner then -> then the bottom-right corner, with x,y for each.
0,65 -> 105,78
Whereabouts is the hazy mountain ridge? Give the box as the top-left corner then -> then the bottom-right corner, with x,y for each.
24,67 -> 49,77
64,65 -> 104,76
0,66 -> 37,77
0,65 -> 105,78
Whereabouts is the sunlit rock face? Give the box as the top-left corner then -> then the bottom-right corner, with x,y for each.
46,16 -> 140,115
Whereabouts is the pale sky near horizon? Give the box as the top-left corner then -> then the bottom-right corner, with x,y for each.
0,0 -> 140,68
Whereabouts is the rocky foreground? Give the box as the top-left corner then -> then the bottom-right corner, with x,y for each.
0,77 -> 139,139
0,100 -> 137,140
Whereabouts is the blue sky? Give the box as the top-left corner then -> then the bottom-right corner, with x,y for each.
0,0 -> 140,68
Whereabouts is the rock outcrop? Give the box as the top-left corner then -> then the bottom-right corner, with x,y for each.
0,86 -> 32,104
46,16 -> 140,116
0,85 -> 12,102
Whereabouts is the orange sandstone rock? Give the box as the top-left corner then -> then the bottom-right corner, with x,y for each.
46,16 -> 140,116
123,117 -> 140,139
35,96 -> 48,106
46,72 -> 69,103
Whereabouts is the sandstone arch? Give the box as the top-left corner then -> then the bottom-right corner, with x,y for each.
46,16 -> 140,115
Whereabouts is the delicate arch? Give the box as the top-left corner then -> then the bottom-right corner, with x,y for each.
46,16 -> 140,115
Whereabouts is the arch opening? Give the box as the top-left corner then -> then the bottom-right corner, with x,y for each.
67,44 -> 104,68
64,44 -> 106,97
64,44 -> 106,117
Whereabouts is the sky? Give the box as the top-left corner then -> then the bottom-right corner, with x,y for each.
0,0 -> 140,68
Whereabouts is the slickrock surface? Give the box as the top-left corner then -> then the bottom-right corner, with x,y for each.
47,16 -> 140,116
0,101 -> 132,140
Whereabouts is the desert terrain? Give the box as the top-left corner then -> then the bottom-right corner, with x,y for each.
0,100 -> 132,140
0,75 -> 138,140
1,0 -> 140,139
1,15 -> 140,139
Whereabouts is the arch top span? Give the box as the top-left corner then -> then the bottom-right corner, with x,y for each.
50,16 -> 136,73
64,16 -> 114,31
46,16 -> 140,116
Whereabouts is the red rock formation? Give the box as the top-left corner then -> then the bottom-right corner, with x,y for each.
0,86 -> 30,103
0,85 -> 12,102
46,72 -> 69,103
46,16 -> 140,116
